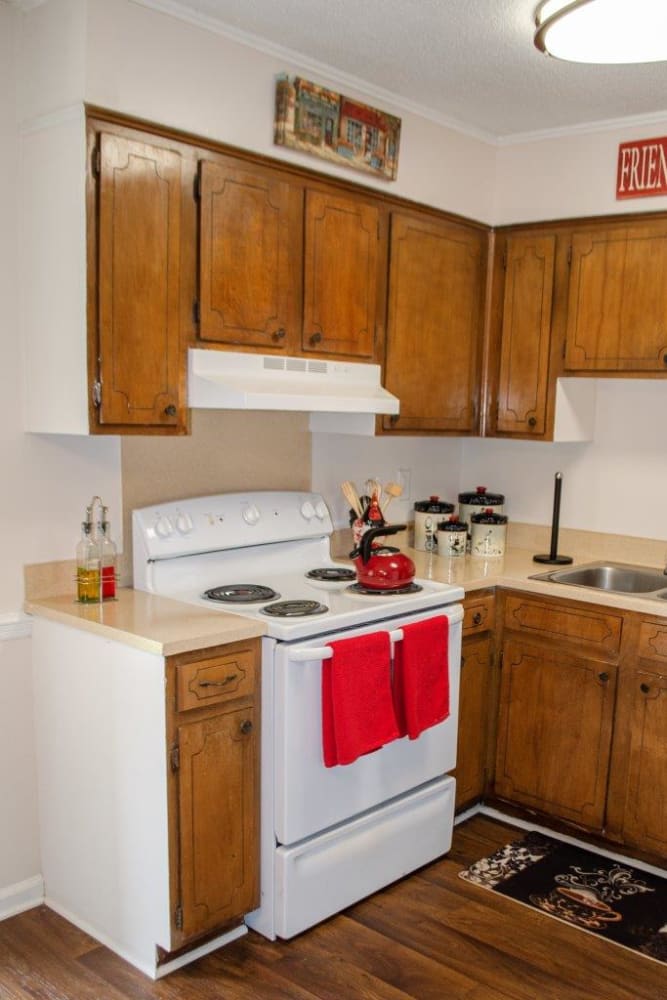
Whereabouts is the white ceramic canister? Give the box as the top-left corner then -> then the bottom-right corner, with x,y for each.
413,496 -> 455,551
470,508 -> 508,557
458,486 -> 505,534
436,517 -> 468,557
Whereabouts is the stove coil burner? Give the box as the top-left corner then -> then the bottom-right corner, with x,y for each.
306,567 -> 356,582
347,582 -> 424,596
203,584 -> 280,604
260,599 -> 328,618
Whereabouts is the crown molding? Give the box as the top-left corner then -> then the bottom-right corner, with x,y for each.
129,0 -> 498,146
498,107 -> 667,146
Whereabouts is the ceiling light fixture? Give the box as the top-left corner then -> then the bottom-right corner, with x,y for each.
534,0 -> 667,64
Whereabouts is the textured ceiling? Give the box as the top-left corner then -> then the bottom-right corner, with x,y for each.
150,0 -> 667,140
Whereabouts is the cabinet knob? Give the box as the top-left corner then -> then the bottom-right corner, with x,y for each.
272,328 -> 286,342
663,354 -> 667,366
309,332 -> 323,345
240,719 -> 253,735
389,414 -> 400,425
640,682 -> 651,694
598,671 -> 610,683
528,416 -> 537,428
472,611 -> 483,625
164,404 -> 177,417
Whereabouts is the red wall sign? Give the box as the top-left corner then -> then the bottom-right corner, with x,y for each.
617,137 -> 667,199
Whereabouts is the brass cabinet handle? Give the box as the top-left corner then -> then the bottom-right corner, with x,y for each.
164,404 -> 177,417
528,416 -> 537,428
240,719 -> 253,735
272,328 -> 286,342
199,673 -> 238,688
640,682 -> 651,694
663,354 -> 667,367
472,611 -> 483,626
598,671 -> 610,683
309,332 -> 322,345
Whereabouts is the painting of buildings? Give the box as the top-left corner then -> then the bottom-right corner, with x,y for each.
274,74 -> 401,180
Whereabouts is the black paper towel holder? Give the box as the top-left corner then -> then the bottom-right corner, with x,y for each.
533,471 -> 573,565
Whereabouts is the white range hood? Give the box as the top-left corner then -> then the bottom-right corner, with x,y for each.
188,349 -> 400,422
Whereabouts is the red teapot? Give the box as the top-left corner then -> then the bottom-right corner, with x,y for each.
351,525 -> 415,590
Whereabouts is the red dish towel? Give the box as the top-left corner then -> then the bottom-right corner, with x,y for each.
322,632 -> 400,767
393,616 -> 450,740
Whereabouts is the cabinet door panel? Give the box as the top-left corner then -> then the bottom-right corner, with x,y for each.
178,706 -> 258,938
565,223 -> 667,371
383,213 -> 484,432
455,635 -> 492,809
620,665 -> 667,856
302,189 -> 378,358
98,133 -> 181,426
495,639 -> 616,829
497,235 -> 555,435
199,160 -> 293,349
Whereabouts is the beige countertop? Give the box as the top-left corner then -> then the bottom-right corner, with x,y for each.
25,543 -> 667,655
24,589 -> 267,656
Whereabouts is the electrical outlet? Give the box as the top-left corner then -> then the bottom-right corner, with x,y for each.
397,468 -> 411,500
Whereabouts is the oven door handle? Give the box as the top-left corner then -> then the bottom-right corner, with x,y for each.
288,628 -> 405,662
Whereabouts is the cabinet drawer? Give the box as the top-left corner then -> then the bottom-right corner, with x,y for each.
637,621 -> 667,664
503,595 -> 622,655
463,594 -> 495,636
176,648 -> 255,712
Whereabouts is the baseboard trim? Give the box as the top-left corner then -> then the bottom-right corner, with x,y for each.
0,875 -> 44,920
479,805 -> 667,880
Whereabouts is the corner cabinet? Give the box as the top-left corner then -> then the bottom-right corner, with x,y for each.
382,212 -> 486,434
565,220 -> 667,372
492,233 -> 556,437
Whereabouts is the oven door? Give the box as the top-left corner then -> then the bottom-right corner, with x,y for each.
271,604 -> 462,847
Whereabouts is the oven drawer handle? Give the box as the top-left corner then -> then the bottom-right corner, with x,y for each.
288,629 -> 405,662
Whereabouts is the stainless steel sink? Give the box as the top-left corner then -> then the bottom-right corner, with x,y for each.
530,560 -> 667,600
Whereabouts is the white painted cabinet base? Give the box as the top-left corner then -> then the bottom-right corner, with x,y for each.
274,775 -> 455,939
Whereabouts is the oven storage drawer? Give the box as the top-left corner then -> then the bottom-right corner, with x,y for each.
273,775 -> 455,939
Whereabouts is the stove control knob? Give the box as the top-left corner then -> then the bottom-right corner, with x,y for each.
300,500 -> 316,520
242,504 -> 261,526
154,515 -> 174,539
175,512 -> 193,534
314,500 -> 328,520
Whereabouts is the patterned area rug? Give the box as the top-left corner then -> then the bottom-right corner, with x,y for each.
460,832 -> 667,964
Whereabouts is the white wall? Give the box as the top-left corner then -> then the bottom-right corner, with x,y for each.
461,380 -> 667,542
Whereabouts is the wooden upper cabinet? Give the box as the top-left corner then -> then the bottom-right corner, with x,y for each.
496,234 -> 555,436
96,132 -> 183,428
383,213 -> 484,433
565,220 -> 667,371
199,159 -> 295,350
302,189 -> 379,358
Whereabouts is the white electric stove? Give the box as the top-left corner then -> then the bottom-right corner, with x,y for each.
133,491 -> 463,940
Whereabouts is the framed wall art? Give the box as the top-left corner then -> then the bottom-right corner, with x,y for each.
274,74 -> 401,181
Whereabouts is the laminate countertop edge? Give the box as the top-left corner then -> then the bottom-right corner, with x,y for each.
24,589 -> 267,656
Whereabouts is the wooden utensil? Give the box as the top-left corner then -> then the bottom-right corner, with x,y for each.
382,482 -> 403,514
341,481 -> 362,517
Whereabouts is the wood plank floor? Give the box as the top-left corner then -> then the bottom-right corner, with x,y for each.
0,816 -> 665,1000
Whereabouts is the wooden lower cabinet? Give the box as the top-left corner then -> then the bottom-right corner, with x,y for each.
607,619 -> 667,858
454,592 -> 496,811
167,639 -> 260,945
494,637 -> 616,830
